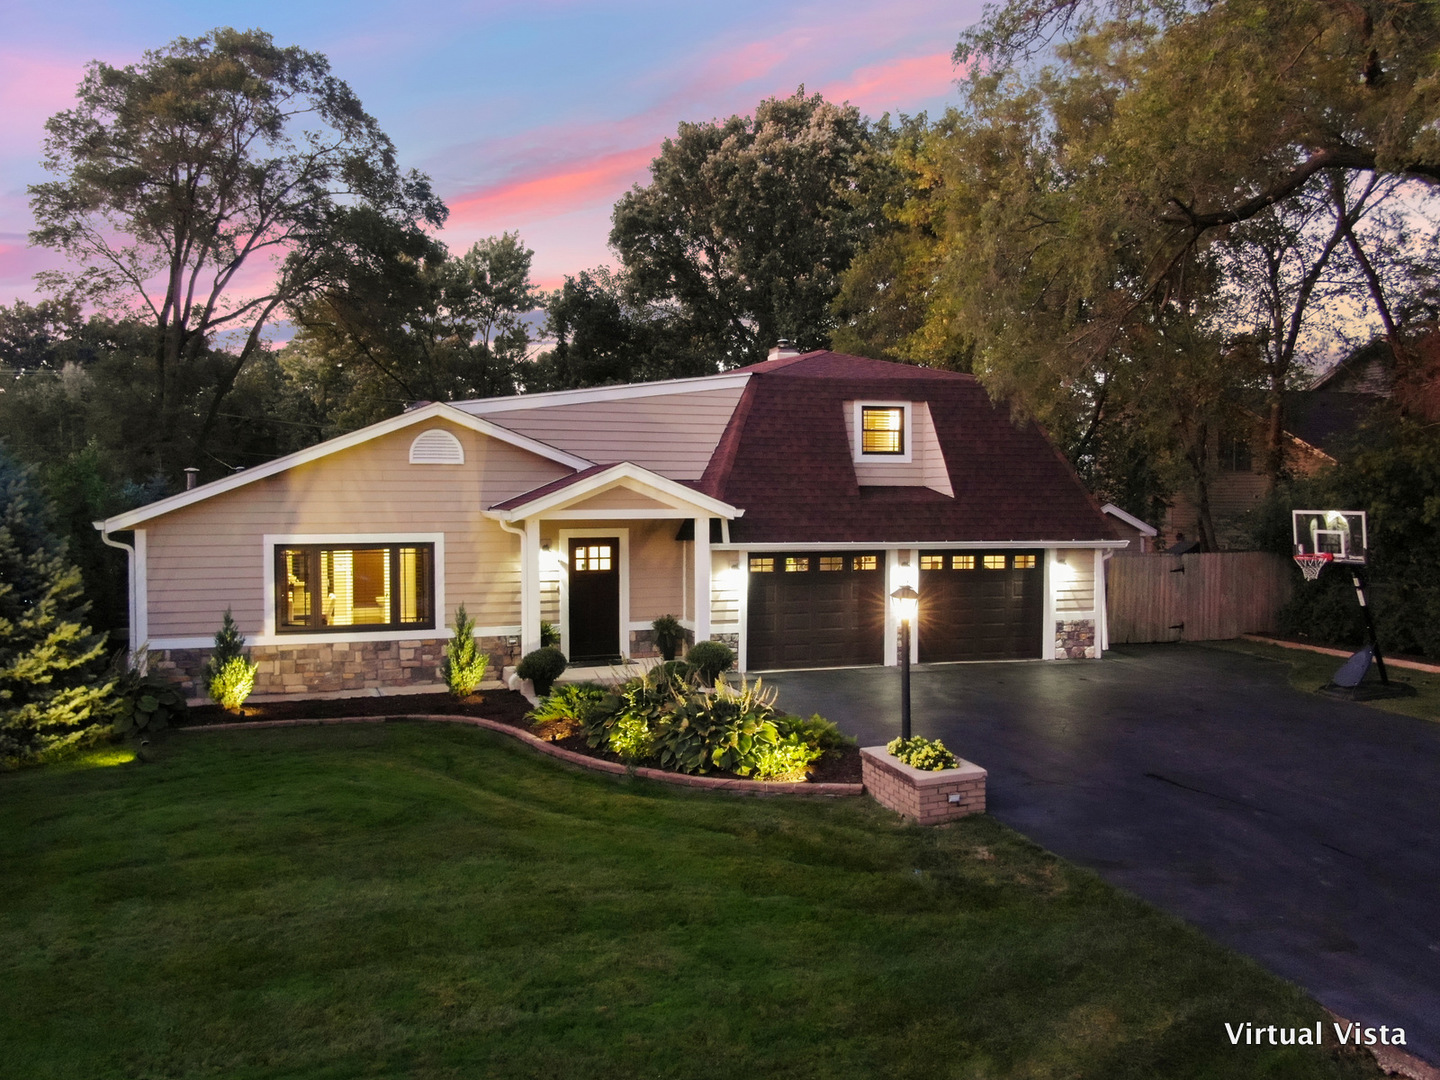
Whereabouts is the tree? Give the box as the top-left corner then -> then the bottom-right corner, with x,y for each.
287,231 -> 538,427
0,447 -> 115,765
28,27 -> 446,478
610,89 -> 892,367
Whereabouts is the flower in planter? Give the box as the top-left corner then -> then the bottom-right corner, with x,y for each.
885,735 -> 958,771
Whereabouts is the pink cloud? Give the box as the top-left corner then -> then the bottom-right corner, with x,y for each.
822,51 -> 962,114
444,143 -> 660,232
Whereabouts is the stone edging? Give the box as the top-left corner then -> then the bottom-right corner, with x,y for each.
178,714 -> 865,798
1242,634 -> 1440,675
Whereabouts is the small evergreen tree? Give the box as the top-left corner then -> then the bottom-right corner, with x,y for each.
204,608 -> 257,712
0,447 -> 115,765
441,603 -> 489,698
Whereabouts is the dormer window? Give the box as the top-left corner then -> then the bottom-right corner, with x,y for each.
853,401 -> 913,462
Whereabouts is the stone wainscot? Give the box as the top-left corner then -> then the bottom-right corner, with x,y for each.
151,636 -> 514,698
1054,618 -> 1097,659
861,746 -> 987,825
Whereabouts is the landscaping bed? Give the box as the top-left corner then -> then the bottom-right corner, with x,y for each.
184,689 -> 865,785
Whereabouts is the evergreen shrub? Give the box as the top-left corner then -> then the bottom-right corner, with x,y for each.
441,603 -> 489,697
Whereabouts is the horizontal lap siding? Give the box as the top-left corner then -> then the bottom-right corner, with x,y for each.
1054,549 -> 1096,613
481,387 -> 746,479
145,424 -> 568,638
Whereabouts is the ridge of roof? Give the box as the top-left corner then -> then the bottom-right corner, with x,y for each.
737,351 -> 976,381
452,369 -> 751,414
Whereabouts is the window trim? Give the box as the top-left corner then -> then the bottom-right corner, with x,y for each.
852,401 -> 913,463
264,533 -> 445,640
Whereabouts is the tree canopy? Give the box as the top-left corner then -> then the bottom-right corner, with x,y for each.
28,27 -> 446,477
610,89 -> 894,367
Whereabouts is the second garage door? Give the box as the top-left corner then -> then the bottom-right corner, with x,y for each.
918,550 -> 1044,662
747,552 -> 885,670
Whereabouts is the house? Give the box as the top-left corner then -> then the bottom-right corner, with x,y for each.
95,350 -> 1125,698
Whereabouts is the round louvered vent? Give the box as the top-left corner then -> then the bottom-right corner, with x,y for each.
409,429 -> 465,465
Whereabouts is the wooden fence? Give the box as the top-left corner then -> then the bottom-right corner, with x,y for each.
1106,552 -> 1293,644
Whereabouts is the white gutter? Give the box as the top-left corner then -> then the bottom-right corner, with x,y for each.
96,521 -> 144,665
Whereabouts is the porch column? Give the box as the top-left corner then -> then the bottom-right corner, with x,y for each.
521,517 -> 542,655
692,516 -> 711,644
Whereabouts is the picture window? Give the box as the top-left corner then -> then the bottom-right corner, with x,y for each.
277,544 -> 434,633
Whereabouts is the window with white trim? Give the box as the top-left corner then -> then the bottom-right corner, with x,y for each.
276,544 -> 435,632
852,401 -> 913,463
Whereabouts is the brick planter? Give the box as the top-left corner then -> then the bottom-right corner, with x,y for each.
860,746 -> 987,824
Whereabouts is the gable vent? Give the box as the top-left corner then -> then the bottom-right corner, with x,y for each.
409,429 -> 465,465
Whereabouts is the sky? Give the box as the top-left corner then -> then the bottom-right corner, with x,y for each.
0,0 -> 985,307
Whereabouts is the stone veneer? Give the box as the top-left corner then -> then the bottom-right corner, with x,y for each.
860,746 -> 987,825
627,627 -> 695,659
1054,619 -> 1097,659
151,636 -> 513,698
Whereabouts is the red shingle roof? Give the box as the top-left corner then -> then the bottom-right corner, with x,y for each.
700,352 -> 1116,544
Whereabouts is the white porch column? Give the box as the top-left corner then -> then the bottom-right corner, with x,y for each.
521,518 -> 542,655
692,516 -> 711,643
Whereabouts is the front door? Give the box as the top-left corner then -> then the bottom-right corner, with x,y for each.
568,537 -> 621,663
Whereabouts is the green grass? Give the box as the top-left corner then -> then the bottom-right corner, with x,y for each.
0,723 -> 1381,1079
1205,640 -> 1440,721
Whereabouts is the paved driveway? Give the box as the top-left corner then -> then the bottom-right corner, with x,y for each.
763,645 -> 1440,1063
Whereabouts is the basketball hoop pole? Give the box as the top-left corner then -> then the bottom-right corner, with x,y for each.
1349,566 -> 1390,686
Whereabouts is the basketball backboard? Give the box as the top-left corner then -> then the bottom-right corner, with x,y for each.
1292,510 -> 1367,564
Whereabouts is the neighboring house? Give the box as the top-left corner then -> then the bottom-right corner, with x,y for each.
1102,504 -> 1158,554
96,350 -> 1125,698
1163,348 -> 1390,550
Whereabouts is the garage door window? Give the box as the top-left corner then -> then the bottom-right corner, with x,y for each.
749,557 -> 775,573
785,557 -> 810,572
853,555 -> 878,570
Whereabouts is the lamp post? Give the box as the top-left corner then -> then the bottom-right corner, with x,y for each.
891,584 -> 918,740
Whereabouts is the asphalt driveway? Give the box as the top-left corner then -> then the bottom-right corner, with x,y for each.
763,644 -> 1440,1064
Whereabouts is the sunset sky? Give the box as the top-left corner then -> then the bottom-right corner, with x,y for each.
0,0 -> 983,307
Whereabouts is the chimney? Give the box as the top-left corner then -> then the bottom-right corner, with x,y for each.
767,339 -> 801,361
184,467 -> 199,490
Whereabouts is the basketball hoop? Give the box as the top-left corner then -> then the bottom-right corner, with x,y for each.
1294,551 -> 1333,582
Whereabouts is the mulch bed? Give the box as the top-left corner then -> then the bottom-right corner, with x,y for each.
183,690 -> 864,786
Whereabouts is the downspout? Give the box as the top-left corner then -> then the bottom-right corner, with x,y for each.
496,517 -> 529,658
1099,548 -> 1115,654
96,521 -> 141,669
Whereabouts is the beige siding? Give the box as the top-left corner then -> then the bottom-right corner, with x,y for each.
1054,549 -> 1096,613
711,550 -> 742,627
145,422 -> 569,639
565,485 -> 676,513
476,387 -> 746,479
540,518 -> 687,625
843,401 -> 953,496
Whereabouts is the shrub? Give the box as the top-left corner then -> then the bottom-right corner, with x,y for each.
609,712 -> 657,763
540,621 -> 561,648
204,609 -> 257,713
583,666 -> 679,751
528,682 -> 612,740
651,614 -> 685,660
779,712 -> 855,751
750,734 -> 824,782
0,448 -> 116,766
441,603 -> 489,698
110,653 -> 188,738
652,675 -> 781,775
686,639 -> 735,685
886,735 -> 958,771
516,646 -> 567,695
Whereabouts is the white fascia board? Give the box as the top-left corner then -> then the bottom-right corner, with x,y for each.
96,402 -> 593,532
453,371 -> 752,414
485,462 -> 743,521
1100,503 -> 1158,537
710,539 -> 1131,551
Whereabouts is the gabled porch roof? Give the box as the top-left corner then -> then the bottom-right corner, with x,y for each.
484,461 -> 743,522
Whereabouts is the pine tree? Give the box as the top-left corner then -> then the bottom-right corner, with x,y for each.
204,608 -> 257,712
0,447 -> 114,764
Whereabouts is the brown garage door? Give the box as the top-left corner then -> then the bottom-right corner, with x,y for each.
747,552 -> 885,670
918,550 -> 1044,662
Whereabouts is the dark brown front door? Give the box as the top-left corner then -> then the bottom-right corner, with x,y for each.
918,550 -> 1043,661
746,552 -> 885,670
568,537 -> 621,663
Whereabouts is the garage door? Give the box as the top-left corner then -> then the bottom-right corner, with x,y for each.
918,550 -> 1044,662
747,552 -> 885,670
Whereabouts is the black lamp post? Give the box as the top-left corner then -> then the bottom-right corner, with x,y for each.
891,584 -> 918,740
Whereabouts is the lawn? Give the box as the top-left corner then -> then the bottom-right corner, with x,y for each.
1205,639 -> 1440,721
0,722 -> 1381,1080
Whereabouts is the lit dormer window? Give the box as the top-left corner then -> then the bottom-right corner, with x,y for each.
854,402 -> 912,462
